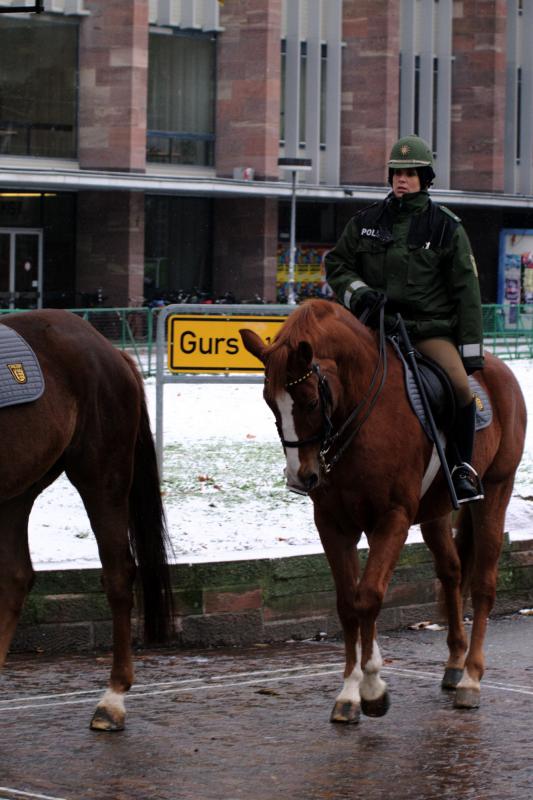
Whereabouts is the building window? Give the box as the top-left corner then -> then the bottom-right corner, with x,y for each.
280,39 -> 327,149
144,196 -> 213,302
147,31 -> 216,167
0,18 -> 78,159
409,54 -> 439,155
399,0 -> 452,187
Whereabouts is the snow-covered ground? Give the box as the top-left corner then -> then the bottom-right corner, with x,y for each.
28,359 -> 532,570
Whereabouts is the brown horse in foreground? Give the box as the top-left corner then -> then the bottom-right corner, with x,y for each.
0,310 -> 173,730
241,299 -> 527,723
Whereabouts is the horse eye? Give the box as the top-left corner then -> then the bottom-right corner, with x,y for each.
306,398 -> 319,413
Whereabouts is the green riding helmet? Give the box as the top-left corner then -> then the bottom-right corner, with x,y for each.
387,134 -> 434,169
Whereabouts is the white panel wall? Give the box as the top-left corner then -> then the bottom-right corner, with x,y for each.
399,0 -> 452,189
0,0 -> 88,13
149,0 -> 220,31
281,0 -> 342,185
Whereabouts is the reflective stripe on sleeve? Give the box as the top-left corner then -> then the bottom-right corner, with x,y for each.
343,280 -> 368,309
459,343 -> 482,358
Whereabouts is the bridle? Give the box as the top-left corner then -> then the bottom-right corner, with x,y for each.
279,363 -> 335,451
275,304 -> 388,473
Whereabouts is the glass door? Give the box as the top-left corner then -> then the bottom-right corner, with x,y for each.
0,228 -> 43,309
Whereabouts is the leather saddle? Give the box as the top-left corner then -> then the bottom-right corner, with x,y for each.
389,336 -> 492,441
0,322 -> 45,408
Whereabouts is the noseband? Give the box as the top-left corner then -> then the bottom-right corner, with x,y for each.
275,307 -> 388,473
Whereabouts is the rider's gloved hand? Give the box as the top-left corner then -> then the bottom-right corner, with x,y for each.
462,356 -> 484,375
351,290 -> 387,320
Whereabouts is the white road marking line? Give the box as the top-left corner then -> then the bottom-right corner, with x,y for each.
2,661 -> 533,716
2,667 -> 337,711
385,665 -> 533,695
2,668 -> 341,713
0,676 -> 206,705
0,788 -> 69,800
0,661 -> 343,706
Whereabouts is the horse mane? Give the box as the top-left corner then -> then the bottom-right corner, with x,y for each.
266,299 -> 372,392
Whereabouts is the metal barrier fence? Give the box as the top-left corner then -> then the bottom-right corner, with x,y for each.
0,307 -> 156,376
482,304 -> 533,360
0,304 -> 532,374
71,307 -> 155,375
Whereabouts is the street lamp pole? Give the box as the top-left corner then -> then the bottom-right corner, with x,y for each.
278,157 -> 312,305
288,168 -> 297,304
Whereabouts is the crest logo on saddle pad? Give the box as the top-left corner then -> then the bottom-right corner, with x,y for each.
7,362 -> 28,384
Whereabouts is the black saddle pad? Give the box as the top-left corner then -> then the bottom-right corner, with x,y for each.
0,322 -> 45,408
389,337 -> 492,441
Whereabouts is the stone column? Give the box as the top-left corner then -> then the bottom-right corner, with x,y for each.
76,0 -> 148,306
215,0 -> 281,180
214,0 -> 282,303
212,198 -> 278,303
340,0 -> 400,186
76,192 -> 145,308
450,1 -> 507,191
78,0 -> 148,171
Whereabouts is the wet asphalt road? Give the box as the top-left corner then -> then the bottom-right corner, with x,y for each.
0,613 -> 532,800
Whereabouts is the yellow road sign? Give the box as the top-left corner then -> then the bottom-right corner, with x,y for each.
167,314 -> 288,373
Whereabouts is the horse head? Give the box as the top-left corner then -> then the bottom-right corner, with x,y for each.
240,302 -> 344,494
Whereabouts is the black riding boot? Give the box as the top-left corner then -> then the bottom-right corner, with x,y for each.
450,399 -> 484,504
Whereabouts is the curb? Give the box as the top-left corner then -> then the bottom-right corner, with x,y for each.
11,535 -> 533,654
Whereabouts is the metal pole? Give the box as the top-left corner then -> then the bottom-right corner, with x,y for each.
155,307 -> 167,476
288,169 -> 297,305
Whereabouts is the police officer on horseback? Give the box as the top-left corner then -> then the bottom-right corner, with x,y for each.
325,134 -> 484,504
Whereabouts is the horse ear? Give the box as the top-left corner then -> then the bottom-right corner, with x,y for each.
296,340 -> 314,368
239,328 -> 267,363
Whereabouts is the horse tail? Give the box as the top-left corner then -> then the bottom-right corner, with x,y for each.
124,355 -> 175,644
454,506 -> 474,598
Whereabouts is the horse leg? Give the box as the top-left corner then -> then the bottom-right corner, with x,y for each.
420,514 -> 468,690
316,513 -> 362,724
73,483 -> 136,732
454,481 -> 512,709
91,511 -> 136,732
0,497 -> 34,666
357,508 -> 410,717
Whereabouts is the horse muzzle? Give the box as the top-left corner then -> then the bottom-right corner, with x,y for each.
285,469 -> 320,496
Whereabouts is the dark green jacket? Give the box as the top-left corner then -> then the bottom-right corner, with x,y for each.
324,191 -> 484,368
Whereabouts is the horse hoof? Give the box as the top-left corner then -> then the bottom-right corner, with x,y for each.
330,700 -> 361,724
90,706 -> 125,732
361,692 -> 390,718
441,667 -> 464,691
454,687 -> 480,709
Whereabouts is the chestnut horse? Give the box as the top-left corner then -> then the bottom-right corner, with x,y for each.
241,298 -> 527,723
0,309 -> 173,731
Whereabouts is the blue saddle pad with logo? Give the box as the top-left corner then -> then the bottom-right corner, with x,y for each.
0,322 -> 45,408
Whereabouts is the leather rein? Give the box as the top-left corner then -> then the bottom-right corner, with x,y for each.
278,303 -> 388,474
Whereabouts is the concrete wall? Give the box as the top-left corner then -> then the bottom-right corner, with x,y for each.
11,536 -> 533,654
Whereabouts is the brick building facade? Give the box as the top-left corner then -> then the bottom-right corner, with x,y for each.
0,0 -> 532,309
